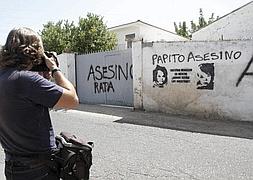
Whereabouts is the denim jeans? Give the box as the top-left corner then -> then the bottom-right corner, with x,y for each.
5,155 -> 60,180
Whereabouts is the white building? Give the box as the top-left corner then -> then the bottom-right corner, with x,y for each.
109,20 -> 188,50
192,1 -> 253,41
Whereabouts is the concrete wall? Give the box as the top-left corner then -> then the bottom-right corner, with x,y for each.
57,53 -> 76,87
132,41 -> 143,109
133,40 -> 253,121
192,2 -> 253,41
58,50 -> 133,106
58,40 -> 253,121
76,49 -> 133,106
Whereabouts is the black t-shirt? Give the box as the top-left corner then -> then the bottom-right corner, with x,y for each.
0,68 -> 63,155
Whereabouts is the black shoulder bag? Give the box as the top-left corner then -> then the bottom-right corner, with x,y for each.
54,132 -> 94,180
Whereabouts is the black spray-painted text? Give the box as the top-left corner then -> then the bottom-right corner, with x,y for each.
87,63 -> 133,81
152,51 -> 242,65
87,63 -> 133,94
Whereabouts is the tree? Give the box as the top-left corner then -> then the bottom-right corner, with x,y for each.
198,8 -> 207,29
174,21 -> 189,38
40,13 -> 117,54
72,13 -> 117,53
174,8 -> 219,38
41,20 -> 75,54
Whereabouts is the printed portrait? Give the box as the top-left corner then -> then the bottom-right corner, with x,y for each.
153,65 -> 168,88
196,63 -> 214,90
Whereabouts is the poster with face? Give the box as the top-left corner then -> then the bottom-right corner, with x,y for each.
196,63 -> 214,90
153,65 -> 168,88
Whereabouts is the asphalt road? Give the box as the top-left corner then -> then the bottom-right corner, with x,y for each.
1,104 -> 253,180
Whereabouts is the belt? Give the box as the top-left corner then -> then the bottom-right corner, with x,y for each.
4,150 -> 56,161
4,150 -> 61,172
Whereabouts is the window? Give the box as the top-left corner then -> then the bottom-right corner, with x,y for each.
125,33 -> 135,48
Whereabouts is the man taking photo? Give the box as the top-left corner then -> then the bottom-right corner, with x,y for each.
0,27 -> 79,180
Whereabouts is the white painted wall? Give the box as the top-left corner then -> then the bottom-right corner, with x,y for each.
75,49 -> 133,106
111,26 -> 141,49
140,24 -> 187,42
132,41 -> 143,109
133,40 -> 253,121
192,2 -> 253,41
57,53 -> 76,87
110,21 -> 188,50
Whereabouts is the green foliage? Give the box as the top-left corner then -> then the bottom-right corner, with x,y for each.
174,21 -> 189,38
174,8 -> 219,39
41,20 -> 75,54
198,8 -> 207,29
73,13 -> 117,53
40,13 -> 117,54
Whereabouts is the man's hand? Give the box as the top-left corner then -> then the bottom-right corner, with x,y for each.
43,52 -> 58,71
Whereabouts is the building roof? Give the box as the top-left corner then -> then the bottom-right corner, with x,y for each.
109,20 -> 180,36
192,1 -> 253,34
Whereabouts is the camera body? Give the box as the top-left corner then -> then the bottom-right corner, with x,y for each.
30,51 -> 59,72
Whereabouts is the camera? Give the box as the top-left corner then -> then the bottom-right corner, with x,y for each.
30,51 -> 59,71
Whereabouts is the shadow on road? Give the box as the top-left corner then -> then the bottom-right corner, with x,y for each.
74,104 -> 253,139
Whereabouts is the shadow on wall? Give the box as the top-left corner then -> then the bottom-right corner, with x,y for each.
74,104 -> 253,140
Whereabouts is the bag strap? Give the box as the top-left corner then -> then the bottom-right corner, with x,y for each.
60,131 -> 94,148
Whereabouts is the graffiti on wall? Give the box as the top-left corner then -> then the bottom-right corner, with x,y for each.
151,49 -> 220,89
152,50 -> 242,65
87,63 -> 133,93
151,50 -> 244,89
152,53 -> 253,89
196,63 -> 214,90
152,63 -> 215,90
236,56 -> 253,87
170,69 -> 192,83
153,65 -> 168,88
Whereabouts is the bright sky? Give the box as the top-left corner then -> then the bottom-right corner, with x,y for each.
0,0 -> 251,45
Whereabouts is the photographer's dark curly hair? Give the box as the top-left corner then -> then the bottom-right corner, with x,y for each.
0,27 -> 44,70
